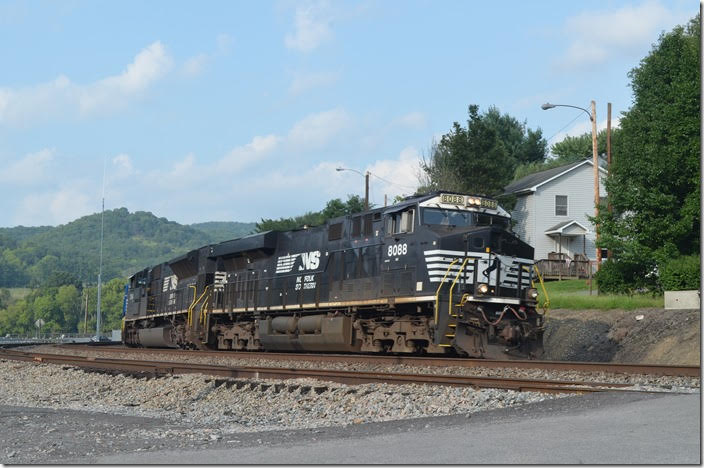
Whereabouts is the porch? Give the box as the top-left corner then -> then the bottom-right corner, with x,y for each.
537,220 -> 594,280
536,253 -> 594,280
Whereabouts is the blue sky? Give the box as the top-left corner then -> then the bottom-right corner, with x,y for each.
0,0 -> 695,227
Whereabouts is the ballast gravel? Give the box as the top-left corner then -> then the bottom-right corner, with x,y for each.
1,349 -> 699,464
0,357 -> 568,462
0,359 -> 560,433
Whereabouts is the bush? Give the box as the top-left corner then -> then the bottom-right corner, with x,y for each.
659,255 -> 700,291
595,261 -> 627,294
595,259 -> 653,294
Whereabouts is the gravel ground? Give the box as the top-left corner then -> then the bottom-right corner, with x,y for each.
0,356 -> 569,463
544,308 -> 700,365
0,359 -> 563,435
22,344 -> 701,390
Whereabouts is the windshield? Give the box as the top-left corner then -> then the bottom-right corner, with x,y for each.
422,208 -> 509,229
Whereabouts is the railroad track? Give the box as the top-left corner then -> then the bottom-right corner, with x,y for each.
0,348 -> 673,395
55,344 -> 700,378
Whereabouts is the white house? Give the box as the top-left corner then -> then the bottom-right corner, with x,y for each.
503,159 -> 607,274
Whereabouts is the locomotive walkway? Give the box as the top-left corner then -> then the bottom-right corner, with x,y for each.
0,347 -> 696,394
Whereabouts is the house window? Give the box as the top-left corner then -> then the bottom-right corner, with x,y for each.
555,195 -> 568,216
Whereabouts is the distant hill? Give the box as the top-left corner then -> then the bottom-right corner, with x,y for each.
190,221 -> 255,243
0,208 -> 254,288
0,225 -> 53,244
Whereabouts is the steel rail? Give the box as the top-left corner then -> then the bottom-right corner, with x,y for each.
0,349 -> 641,394
54,344 -> 700,378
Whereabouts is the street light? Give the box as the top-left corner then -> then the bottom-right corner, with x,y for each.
336,167 -> 370,211
542,100 -> 602,270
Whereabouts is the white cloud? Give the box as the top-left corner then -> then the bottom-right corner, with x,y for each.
181,34 -> 235,77
79,41 -> 172,113
289,70 -> 339,95
4,106 -> 362,226
287,108 -> 351,149
365,147 -> 421,202
394,111 -> 427,129
182,53 -> 209,77
164,153 -> 198,186
145,108 -> 349,194
255,147 -> 422,206
111,153 -> 134,179
0,148 -> 55,185
0,41 -> 172,125
284,1 -> 333,52
216,33 -> 234,54
556,1 -> 691,69
16,186 -> 93,226
217,134 -> 280,173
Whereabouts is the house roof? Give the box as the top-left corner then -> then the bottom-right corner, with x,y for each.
503,159 -> 606,195
544,220 -> 590,236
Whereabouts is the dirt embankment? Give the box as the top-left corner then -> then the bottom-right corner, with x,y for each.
543,308 -> 700,365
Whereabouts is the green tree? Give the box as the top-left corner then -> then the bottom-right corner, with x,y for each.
511,127 -> 622,182
595,15 -> 700,292
56,285 -> 81,331
255,195 -> 369,232
550,128 -> 622,161
0,289 -> 10,309
482,106 -> 547,164
419,105 -> 547,195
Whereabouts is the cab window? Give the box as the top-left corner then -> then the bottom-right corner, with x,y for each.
385,208 -> 415,235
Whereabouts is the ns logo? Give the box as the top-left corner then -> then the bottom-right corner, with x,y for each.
275,250 -> 321,274
299,251 -> 320,270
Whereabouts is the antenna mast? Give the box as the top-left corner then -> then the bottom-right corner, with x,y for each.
96,157 -> 106,340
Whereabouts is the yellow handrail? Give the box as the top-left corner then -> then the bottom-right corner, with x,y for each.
199,289 -> 212,326
190,287 -> 210,327
186,284 -> 199,327
524,264 -> 550,316
533,264 -> 550,317
434,259 -> 459,325
448,258 -> 470,318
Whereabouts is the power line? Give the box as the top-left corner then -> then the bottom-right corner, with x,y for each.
546,111 -> 584,143
368,171 -> 417,190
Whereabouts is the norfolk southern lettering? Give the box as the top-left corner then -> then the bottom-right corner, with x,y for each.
123,192 -> 544,358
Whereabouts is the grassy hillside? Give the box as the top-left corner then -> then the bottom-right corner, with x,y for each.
0,208 -> 232,287
190,221 -> 255,243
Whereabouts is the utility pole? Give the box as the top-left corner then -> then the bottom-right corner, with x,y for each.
384,194 -> 387,207
542,100 -> 603,272
591,100 -> 601,271
364,171 -> 370,211
336,167 -> 370,210
606,102 -> 613,260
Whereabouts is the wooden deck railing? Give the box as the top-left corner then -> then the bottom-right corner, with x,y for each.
536,259 -> 593,279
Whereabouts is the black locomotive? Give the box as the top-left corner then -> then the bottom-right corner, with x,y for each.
123,191 -> 545,358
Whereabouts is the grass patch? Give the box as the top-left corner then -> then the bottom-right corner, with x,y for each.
537,279 -> 663,310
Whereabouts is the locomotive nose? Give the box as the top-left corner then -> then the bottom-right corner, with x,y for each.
438,226 -> 532,258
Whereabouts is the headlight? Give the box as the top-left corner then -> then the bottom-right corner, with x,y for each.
476,283 -> 489,295
526,288 -> 539,300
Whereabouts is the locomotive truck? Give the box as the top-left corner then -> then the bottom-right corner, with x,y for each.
122,191 -> 545,358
